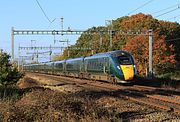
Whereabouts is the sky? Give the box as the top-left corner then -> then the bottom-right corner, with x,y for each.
0,0 -> 180,62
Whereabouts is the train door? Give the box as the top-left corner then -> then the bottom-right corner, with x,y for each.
103,57 -> 110,74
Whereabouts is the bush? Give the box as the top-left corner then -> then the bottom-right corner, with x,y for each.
0,51 -> 23,86
158,70 -> 180,80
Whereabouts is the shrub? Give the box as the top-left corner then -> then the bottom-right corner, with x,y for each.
0,51 -> 23,86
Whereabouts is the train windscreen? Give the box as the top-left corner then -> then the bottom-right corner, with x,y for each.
117,55 -> 132,65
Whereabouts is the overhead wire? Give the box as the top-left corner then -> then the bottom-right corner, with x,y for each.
122,1 -> 180,43
167,3 -> 180,20
152,3 -> 180,15
125,1 -> 180,22
155,5 -> 180,18
35,0 -> 52,23
127,0 -> 155,15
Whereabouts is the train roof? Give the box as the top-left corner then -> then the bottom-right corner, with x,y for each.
53,60 -> 66,63
66,57 -> 84,62
85,50 -> 131,59
23,50 -> 131,66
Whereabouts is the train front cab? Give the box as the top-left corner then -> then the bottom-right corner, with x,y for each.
111,51 -> 137,83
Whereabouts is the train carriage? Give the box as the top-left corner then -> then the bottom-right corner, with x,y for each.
38,62 -> 46,73
83,50 -> 136,83
65,57 -> 84,77
54,60 -> 66,75
84,55 -> 111,81
43,62 -> 54,74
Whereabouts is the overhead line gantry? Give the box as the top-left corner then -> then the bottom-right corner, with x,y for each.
11,27 -> 115,61
11,27 -> 153,78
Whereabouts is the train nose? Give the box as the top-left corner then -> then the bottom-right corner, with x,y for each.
120,65 -> 134,80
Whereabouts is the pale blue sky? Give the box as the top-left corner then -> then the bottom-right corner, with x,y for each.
0,0 -> 180,60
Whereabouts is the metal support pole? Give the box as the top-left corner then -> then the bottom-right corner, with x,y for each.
50,45 -> 52,61
18,45 -> 20,71
148,29 -> 153,78
105,20 -> 113,49
36,50 -> 38,63
109,30 -> 112,48
66,39 -> 69,46
21,58 -> 24,71
11,27 -> 14,61
61,17 -> 64,31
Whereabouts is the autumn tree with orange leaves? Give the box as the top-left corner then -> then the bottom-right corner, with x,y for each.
122,32 -> 176,76
56,13 -> 179,76
112,13 -> 177,76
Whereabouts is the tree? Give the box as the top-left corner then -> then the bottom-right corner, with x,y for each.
159,21 -> 180,69
112,13 -> 177,76
0,51 -> 23,86
122,31 -> 176,76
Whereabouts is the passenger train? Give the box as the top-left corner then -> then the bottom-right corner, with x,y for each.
23,50 -> 137,83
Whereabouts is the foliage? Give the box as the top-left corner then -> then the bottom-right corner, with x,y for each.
117,13 -> 177,75
0,51 -> 23,86
122,32 -> 176,75
159,21 -> 180,68
54,13 -> 180,76
52,54 -> 65,61
158,70 -> 180,80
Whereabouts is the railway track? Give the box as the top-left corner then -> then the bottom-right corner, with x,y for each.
121,89 -> 180,115
91,83 -> 180,115
131,85 -> 180,104
27,72 -> 180,116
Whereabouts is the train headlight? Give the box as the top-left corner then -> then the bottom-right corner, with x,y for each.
133,65 -> 137,74
117,66 -> 120,69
